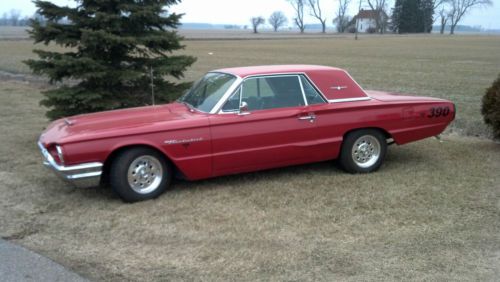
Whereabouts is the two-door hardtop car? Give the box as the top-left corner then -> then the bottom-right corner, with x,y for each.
38,65 -> 455,202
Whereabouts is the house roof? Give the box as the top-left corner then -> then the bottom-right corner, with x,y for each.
356,9 -> 380,19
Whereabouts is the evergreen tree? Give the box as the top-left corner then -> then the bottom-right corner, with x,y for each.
421,0 -> 434,33
392,0 -> 434,33
391,0 -> 403,33
25,0 -> 196,120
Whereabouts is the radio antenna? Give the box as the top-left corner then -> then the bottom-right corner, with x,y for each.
150,66 -> 155,106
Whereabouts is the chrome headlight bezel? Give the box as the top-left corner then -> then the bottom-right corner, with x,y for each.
55,145 -> 65,165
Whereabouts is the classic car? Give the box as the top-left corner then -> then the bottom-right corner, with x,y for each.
38,65 -> 455,202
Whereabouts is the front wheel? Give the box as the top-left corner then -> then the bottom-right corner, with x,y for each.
339,129 -> 387,173
110,147 -> 172,202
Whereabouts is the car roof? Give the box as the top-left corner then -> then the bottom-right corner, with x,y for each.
213,65 -> 345,78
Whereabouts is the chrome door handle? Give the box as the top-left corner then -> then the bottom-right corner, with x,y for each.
298,115 -> 316,122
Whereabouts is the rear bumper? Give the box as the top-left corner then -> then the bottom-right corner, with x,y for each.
37,142 -> 103,188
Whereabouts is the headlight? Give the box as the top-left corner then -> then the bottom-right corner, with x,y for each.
55,145 -> 65,165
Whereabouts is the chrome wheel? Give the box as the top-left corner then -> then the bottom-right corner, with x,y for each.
127,155 -> 163,194
351,135 -> 381,168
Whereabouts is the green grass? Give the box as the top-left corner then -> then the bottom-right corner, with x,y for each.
0,33 -> 499,281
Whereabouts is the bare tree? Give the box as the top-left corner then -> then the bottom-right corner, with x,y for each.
250,17 -> 265,34
438,7 -> 450,34
269,11 -> 288,32
433,0 -> 447,9
334,0 -> 351,32
448,0 -> 492,34
366,0 -> 388,34
307,0 -> 327,33
9,9 -> 21,26
288,0 -> 306,33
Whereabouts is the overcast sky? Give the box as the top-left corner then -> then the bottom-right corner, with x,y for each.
1,0 -> 498,29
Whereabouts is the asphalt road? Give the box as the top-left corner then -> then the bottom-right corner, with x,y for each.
0,239 -> 89,281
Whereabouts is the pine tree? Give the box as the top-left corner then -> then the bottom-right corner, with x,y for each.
391,0 -> 403,33
25,0 -> 196,120
392,0 -> 434,33
421,0 -> 434,33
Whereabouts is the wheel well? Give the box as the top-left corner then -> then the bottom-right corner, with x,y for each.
343,127 -> 392,142
100,145 -> 179,186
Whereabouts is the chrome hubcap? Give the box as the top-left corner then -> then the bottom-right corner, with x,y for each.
127,156 -> 163,194
352,135 -> 381,168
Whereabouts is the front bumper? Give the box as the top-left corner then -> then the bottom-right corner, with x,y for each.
37,142 -> 103,188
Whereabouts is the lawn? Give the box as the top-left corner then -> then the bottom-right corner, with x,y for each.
0,33 -> 499,281
1,34 -> 499,136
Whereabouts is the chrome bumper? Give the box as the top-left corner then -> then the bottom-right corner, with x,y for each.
37,142 -> 103,188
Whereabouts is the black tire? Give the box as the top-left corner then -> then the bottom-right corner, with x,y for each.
109,147 -> 172,202
339,129 -> 387,173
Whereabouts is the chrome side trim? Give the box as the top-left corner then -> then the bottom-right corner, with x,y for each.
38,142 -> 102,188
328,97 -> 372,103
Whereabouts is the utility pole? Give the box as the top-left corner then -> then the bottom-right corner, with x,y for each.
355,0 -> 363,40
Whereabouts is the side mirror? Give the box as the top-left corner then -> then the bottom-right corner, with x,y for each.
238,101 -> 250,115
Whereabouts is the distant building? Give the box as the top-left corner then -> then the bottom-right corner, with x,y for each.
349,9 -> 389,33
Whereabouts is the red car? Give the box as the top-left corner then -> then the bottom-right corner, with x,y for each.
38,65 -> 455,202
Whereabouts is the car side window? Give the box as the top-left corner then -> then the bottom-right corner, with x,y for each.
243,76 -> 306,111
221,75 -> 316,113
300,75 -> 326,105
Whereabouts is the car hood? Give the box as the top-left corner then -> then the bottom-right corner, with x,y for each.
40,103 -> 207,145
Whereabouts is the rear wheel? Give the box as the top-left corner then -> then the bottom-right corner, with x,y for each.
340,129 -> 387,173
110,147 -> 172,202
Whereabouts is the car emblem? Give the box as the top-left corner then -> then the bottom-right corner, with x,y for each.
64,118 -> 74,126
330,86 -> 348,90
164,138 -> 204,145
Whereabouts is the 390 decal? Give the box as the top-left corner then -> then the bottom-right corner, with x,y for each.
427,107 -> 450,118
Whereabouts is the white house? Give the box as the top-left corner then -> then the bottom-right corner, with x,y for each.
350,9 -> 388,33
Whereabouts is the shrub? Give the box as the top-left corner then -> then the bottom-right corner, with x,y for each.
481,74 -> 500,139
366,27 -> 377,34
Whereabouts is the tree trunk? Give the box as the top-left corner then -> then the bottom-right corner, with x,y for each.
253,27 -> 258,34
321,21 -> 326,33
450,24 -> 455,35
440,16 -> 447,34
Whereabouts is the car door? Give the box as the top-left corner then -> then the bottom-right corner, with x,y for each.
208,74 -> 323,176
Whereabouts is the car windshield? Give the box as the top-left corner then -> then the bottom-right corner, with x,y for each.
178,72 -> 236,112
